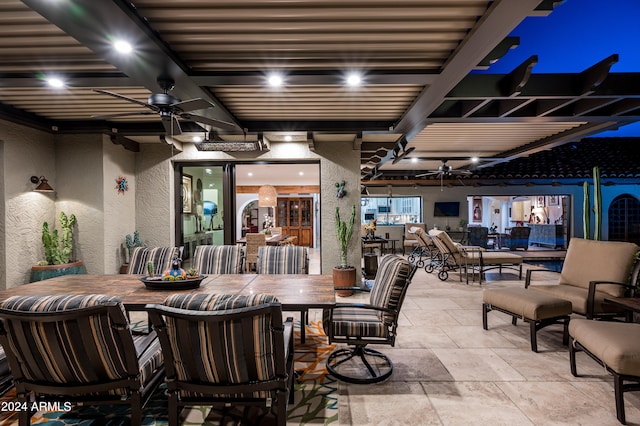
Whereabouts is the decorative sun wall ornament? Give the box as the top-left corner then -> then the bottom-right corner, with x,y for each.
335,180 -> 347,199
115,176 -> 129,194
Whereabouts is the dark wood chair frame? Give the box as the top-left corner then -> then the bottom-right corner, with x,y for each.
325,263 -> 417,384
146,302 -> 294,426
0,302 -> 164,426
570,336 -> 640,424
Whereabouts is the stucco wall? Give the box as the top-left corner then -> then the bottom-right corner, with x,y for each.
0,120 -> 56,288
135,144 -> 176,247
55,134 -> 104,275
102,138 -> 136,272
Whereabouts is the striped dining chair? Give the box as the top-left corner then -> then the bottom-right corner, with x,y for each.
146,293 -> 294,426
256,245 -> 309,275
192,244 -> 244,274
127,246 -> 181,275
0,294 -> 165,426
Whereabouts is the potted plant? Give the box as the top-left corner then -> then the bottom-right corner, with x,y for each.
30,212 -> 86,282
121,230 -> 147,273
333,205 -> 356,297
458,219 -> 468,232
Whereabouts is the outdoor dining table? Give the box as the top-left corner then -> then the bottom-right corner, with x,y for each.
236,233 -> 290,245
0,273 -> 336,342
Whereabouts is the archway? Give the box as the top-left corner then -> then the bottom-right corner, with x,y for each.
608,194 -> 640,245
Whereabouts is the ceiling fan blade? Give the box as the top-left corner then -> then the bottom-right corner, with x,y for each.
161,115 -> 182,136
415,171 -> 440,178
91,111 -> 156,120
93,89 -> 154,109
451,170 -> 473,175
171,98 -> 214,113
181,113 -> 237,131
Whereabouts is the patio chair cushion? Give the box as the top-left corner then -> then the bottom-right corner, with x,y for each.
463,250 -> 523,266
0,294 -> 163,393
559,238 -> 639,297
329,307 -> 386,339
570,319 -> 640,376
529,282 -> 616,316
192,244 -> 243,274
370,255 -> 413,323
159,293 -> 284,399
256,245 -> 308,274
128,246 -> 180,275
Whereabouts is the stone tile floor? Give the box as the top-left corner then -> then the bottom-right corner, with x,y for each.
309,257 -> 640,426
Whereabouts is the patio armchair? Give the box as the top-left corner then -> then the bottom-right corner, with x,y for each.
128,246 -> 182,275
323,255 -> 416,383
192,244 -> 244,274
0,294 -> 165,426
569,319 -> 640,424
502,226 -> 531,250
467,226 -> 489,248
146,293 -> 294,426
526,238 -> 640,319
403,223 -> 426,255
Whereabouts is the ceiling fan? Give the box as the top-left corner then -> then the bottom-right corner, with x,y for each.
416,159 -> 473,191
92,77 -> 237,135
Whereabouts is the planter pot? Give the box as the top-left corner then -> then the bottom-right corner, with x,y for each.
333,266 -> 356,297
120,263 -> 130,274
30,260 -> 87,283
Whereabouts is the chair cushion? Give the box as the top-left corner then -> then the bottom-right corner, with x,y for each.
132,332 -> 164,387
192,245 -> 243,274
128,246 -> 180,275
0,295 -> 159,394
160,293 -> 281,399
370,256 -> 412,324
570,319 -> 640,376
256,245 -> 308,274
0,344 -> 8,377
559,238 -> 639,296
529,284 -> 624,316
163,293 -> 278,310
483,288 -> 571,320
464,251 -> 523,266
329,307 -> 386,339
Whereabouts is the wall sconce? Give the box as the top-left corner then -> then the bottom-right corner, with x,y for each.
30,176 -> 55,193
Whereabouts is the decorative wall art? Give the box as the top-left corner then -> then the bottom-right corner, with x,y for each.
548,195 -> 560,206
472,198 -> 482,222
115,176 -> 128,194
182,174 -> 193,214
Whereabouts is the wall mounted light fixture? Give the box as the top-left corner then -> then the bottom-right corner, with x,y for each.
30,176 -> 55,192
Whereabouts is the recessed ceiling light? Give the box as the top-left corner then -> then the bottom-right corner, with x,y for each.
411,157 -> 418,163
248,172 -> 253,176
299,171 -> 304,176
471,157 -> 479,163
268,73 -> 283,87
192,135 -> 202,143
46,77 -> 64,88
347,72 -> 361,86
113,40 -> 133,54
284,135 -> 292,142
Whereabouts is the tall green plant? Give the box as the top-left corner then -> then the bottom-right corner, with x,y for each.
583,181 -> 590,239
335,205 -> 356,268
593,166 -> 602,241
41,212 -> 76,265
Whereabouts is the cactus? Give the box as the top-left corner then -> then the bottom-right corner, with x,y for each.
125,230 -> 146,262
593,166 -> 602,241
41,212 -> 76,265
147,260 -> 155,276
583,181 -> 590,239
335,205 -> 356,268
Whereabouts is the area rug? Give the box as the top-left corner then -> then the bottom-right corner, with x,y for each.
0,320 -> 338,425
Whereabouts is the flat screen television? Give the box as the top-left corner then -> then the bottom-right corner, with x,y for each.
364,213 -> 375,220
434,202 -> 460,217
378,206 -> 391,213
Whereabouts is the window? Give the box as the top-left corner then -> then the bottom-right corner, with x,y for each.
361,196 -> 422,224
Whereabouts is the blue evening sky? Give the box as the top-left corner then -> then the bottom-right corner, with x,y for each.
473,0 -> 640,137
